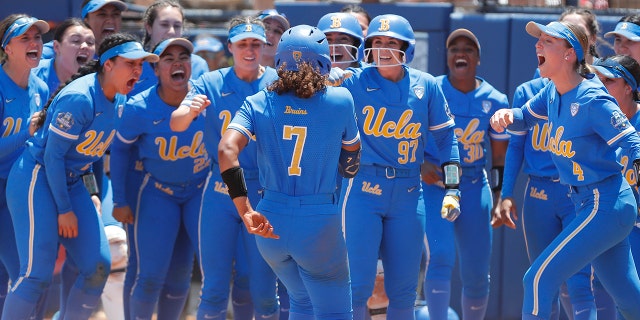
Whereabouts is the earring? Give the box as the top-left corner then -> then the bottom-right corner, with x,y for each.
564,56 -> 569,61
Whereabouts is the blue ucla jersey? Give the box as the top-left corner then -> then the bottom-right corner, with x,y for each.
115,84 -> 210,186
191,66 -> 278,167
515,78 -> 640,186
33,58 -> 61,97
432,75 -> 509,168
618,111 -> 640,192
128,54 -> 209,97
0,67 -> 48,178
228,87 -> 360,195
28,73 -> 126,213
342,65 -> 456,168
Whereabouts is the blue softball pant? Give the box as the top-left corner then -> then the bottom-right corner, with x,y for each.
521,176 -> 594,310
129,173 -> 202,320
256,190 -> 352,319
197,169 -> 279,320
342,165 -> 423,320
3,153 -> 110,320
0,178 -> 19,285
522,175 -> 640,320
422,167 -> 492,308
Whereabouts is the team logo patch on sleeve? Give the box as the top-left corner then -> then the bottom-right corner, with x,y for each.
611,110 -> 629,131
414,86 -> 424,99
34,93 -> 41,107
444,102 -> 454,120
482,100 -> 492,114
118,104 -> 124,118
55,112 -> 74,131
570,103 -> 579,116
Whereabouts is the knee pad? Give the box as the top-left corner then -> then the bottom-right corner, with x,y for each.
105,225 -> 128,270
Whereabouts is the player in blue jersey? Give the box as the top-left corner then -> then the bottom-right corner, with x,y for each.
217,24 -> 360,319
605,14 -> 640,64
338,14 -> 461,320
34,18 -> 95,96
0,14 -> 49,317
128,0 -> 208,97
419,28 -> 508,320
257,9 -> 289,68
317,12 -> 364,70
1,33 -> 158,320
170,16 -> 280,320
109,37 -> 207,320
490,20 -> 640,320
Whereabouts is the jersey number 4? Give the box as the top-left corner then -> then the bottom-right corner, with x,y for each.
283,125 -> 307,176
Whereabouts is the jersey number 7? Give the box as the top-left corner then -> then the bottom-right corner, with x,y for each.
283,125 -> 307,176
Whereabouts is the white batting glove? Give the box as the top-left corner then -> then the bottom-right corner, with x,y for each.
441,189 -> 461,222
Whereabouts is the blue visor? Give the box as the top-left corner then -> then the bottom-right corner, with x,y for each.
99,41 -> 159,65
1,17 -> 49,49
593,58 -> 638,91
604,22 -> 640,42
228,23 -> 266,44
82,0 -> 127,19
193,36 -> 224,53
153,38 -> 193,56
526,21 -> 584,62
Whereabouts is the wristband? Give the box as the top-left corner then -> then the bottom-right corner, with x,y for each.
442,161 -> 461,189
634,159 -> 640,187
221,166 -> 248,199
490,166 -> 504,192
82,172 -> 100,197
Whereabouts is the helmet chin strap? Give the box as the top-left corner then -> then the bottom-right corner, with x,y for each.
364,48 -> 406,67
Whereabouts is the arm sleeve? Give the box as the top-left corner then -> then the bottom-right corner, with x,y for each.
0,130 -> 31,158
432,127 -> 460,165
43,133 -> 75,214
501,132 -> 526,198
110,102 -> 143,207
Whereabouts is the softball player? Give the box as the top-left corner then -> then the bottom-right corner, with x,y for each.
497,77 -> 596,320
420,28 -> 508,320
0,14 -> 49,316
109,38 -> 206,320
2,33 -> 157,319
339,14 -> 461,320
170,16 -> 280,320
128,0 -> 208,97
491,21 -> 640,320
257,9 -> 289,68
317,12 -> 364,69
605,14 -> 640,64
217,24 -> 360,319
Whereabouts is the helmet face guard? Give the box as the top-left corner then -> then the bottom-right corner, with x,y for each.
275,25 -> 331,76
363,47 -> 407,67
365,14 -> 416,64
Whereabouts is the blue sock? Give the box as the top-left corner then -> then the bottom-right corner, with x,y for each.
2,292 -> 38,320
277,281 -> 289,320
129,296 -> 157,320
593,283 -> 616,320
549,298 -> 560,320
63,286 -> 101,320
353,305 -> 368,320
461,295 -> 488,320
387,305 -> 415,319
156,286 -> 189,320
572,301 -> 596,320
231,286 -> 254,320
559,284 -> 574,320
58,258 -> 79,319
424,280 -> 451,320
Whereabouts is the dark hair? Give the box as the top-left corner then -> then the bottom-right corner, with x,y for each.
340,4 -> 371,25
268,62 -> 326,98
53,18 -> 90,42
142,0 -> 184,49
37,32 -> 139,126
228,16 -> 264,33
609,54 -> 640,101
560,7 -> 601,59
619,14 -> 640,26
0,13 -> 31,62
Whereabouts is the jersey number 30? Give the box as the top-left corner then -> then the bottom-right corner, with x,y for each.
283,125 -> 307,176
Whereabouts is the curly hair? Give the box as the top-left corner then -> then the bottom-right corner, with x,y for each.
268,62 -> 327,99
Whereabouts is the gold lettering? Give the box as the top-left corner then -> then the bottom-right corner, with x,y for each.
362,106 -> 421,139
76,130 -> 115,157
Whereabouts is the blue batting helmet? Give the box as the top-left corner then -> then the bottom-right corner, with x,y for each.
275,25 -> 332,76
317,12 -> 364,47
365,14 -> 416,63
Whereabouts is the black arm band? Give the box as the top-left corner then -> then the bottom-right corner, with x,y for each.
81,172 -> 100,197
221,166 -> 248,199
442,161 -> 461,189
338,147 -> 361,178
490,166 -> 504,192
634,159 -> 640,187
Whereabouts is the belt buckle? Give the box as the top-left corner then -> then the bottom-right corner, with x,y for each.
385,167 -> 396,179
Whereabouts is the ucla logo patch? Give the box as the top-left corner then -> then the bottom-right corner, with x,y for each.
292,51 -> 302,62
414,86 -> 424,99
55,112 -> 74,131
34,93 -> 41,107
482,100 -> 492,114
570,103 -> 579,116
611,110 -> 629,130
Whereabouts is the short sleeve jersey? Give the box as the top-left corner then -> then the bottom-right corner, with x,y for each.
33,58 -> 61,97
128,54 -> 210,97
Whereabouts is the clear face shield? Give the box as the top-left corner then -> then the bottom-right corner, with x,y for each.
363,47 -> 406,67
329,43 -> 359,68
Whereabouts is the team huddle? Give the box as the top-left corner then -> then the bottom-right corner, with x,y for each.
2,0 -> 640,319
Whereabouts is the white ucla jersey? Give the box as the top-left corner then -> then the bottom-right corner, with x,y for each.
0,66 -> 48,178
228,86 -> 360,196
515,77 -> 640,186
341,65 -> 455,169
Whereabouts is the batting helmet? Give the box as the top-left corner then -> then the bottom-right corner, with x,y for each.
275,24 -> 332,76
365,14 -> 416,64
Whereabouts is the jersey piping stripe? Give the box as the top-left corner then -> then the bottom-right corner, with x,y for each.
506,129 -> 527,136
131,173 -> 150,295
197,172 -> 212,286
531,188 -> 599,316
341,177 -> 354,239
526,102 -> 548,121
342,132 -> 360,146
227,124 -> 252,140
116,131 -> 138,144
607,127 -> 635,146
521,178 -> 533,263
49,124 -> 80,140
429,119 -> 455,131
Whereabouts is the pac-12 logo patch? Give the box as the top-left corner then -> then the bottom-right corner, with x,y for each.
34,93 -> 41,107
414,86 -> 424,99
118,104 -> 124,118
611,110 -> 629,131
292,51 -> 302,62
570,103 -> 579,116
55,112 -> 74,131
482,100 -> 492,114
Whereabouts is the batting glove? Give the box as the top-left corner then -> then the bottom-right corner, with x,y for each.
441,189 -> 461,222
